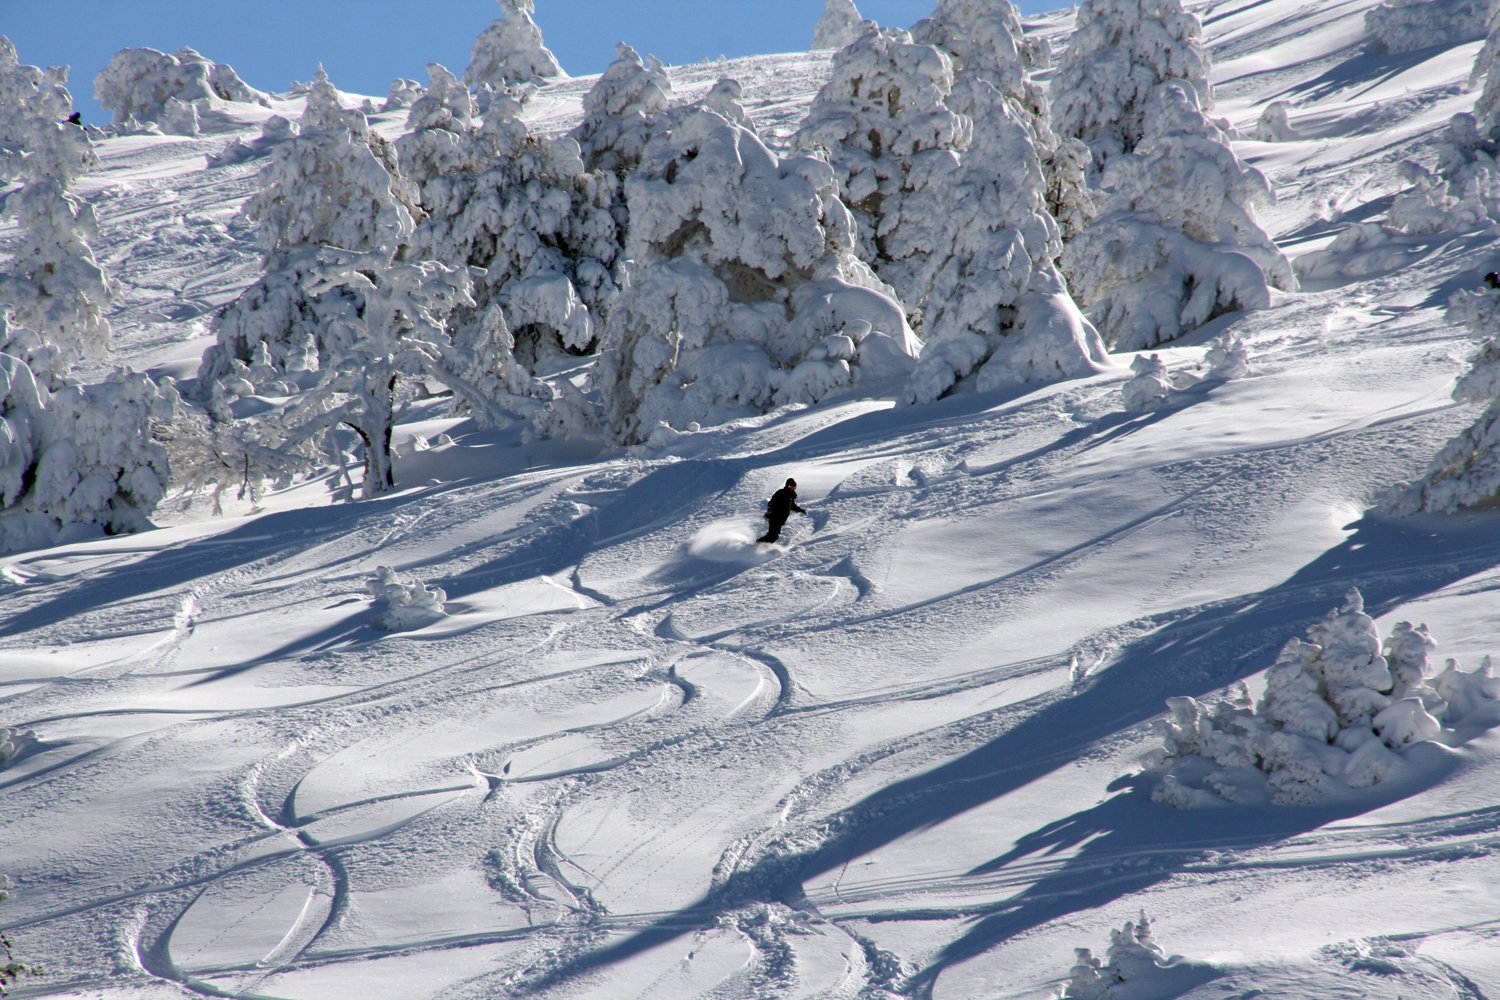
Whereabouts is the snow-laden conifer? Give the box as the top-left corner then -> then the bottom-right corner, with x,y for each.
796,28 -> 1109,403
94,46 -> 269,127
399,64 -> 620,431
1252,100 -> 1299,142
1387,283 -> 1500,512
1060,81 -> 1294,351
1064,912 -> 1174,998
814,0 -> 874,50
911,0 -> 1051,143
464,0 -> 564,90
571,43 -> 673,179
0,37 -> 114,386
595,105 -> 918,444
1050,0 -> 1212,176
200,68 -> 417,386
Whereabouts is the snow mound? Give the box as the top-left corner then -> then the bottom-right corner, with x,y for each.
365,565 -> 448,631
1065,911 -> 1216,999
687,519 -> 782,563
813,0 -> 874,50
1145,588 -> 1498,807
94,46 -> 269,127
1366,0 -> 1486,55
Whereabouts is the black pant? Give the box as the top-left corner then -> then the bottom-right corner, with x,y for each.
757,516 -> 787,543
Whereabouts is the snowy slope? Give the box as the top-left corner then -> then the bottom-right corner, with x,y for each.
3,2 -> 1500,999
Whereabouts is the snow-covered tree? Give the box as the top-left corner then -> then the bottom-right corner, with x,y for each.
0,37 -> 114,386
464,0 -> 564,90
260,248 -> 487,496
398,63 -> 620,431
571,43 -> 673,179
1120,352 -> 1169,411
1050,0 -> 1213,177
1387,284 -> 1500,513
94,46 -> 269,127
813,0 -> 874,50
1060,81 -> 1295,351
0,352 -> 174,552
595,106 -> 919,444
797,29 -> 1108,404
1367,0 -> 1486,56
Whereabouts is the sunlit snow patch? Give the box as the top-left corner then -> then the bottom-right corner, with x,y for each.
686,519 -> 782,564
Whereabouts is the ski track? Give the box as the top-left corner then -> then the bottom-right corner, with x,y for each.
4,1 -> 1500,998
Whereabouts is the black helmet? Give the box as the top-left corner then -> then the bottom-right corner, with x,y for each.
785,478 -> 797,489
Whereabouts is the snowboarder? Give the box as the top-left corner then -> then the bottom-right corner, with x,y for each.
1485,271 -> 1500,289
757,477 -> 808,544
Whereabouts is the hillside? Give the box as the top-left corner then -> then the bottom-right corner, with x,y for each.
2,1 -> 1499,998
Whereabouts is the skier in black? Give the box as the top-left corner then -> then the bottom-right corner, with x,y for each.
757,478 -> 807,544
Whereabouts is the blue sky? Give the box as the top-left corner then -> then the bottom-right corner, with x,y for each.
1,0 -> 1058,125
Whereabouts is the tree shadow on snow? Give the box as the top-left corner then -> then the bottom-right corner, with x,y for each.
529,509 -> 1500,994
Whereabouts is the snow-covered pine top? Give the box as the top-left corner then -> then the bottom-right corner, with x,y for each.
464,0 -> 565,89
793,28 -> 969,292
0,37 -> 94,186
910,0 -> 1050,143
1050,0 -> 1212,171
94,46 -> 269,126
813,0 -> 873,51
243,68 -> 416,256
572,43 -> 673,177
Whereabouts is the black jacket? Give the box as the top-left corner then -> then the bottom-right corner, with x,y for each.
765,486 -> 805,521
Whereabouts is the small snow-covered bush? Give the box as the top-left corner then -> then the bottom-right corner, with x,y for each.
1366,0 -> 1486,55
1387,284 -> 1500,513
1061,82 -> 1294,352
595,106 -> 918,444
1203,331 -> 1251,380
1252,101 -> 1299,142
464,0 -> 564,89
1121,353 -> 1170,411
1050,0 -> 1213,176
366,565 -> 448,631
1146,588 -> 1497,807
94,46 -> 269,126
0,727 -> 37,767
1064,912 -> 1178,999
813,0 -> 873,50
383,78 -> 425,112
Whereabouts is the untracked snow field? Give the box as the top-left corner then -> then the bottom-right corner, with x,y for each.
3,1 -> 1500,998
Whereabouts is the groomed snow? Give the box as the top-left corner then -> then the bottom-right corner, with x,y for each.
2,1 -> 1500,998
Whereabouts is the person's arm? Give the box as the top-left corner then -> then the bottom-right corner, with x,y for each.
793,500 -> 807,514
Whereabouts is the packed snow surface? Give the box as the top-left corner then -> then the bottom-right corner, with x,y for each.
3,0 -> 1500,998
